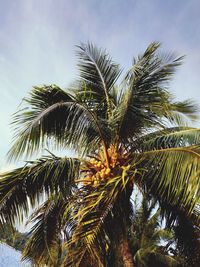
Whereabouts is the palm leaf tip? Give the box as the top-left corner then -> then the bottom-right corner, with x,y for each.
22,194 -> 66,266
172,99 -> 199,121
139,146 -> 200,225
0,155 -> 80,225
7,84 -> 104,161
76,42 -> 121,115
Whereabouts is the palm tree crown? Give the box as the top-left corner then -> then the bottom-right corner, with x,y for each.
130,196 -> 179,267
0,42 -> 200,267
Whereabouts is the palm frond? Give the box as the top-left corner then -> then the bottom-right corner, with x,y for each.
174,213 -> 200,266
22,194 -> 67,266
131,195 -> 178,267
63,171 -> 133,266
138,146 -> 200,225
153,228 -> 174,242
134,246 -> 179,267
0,155 -> 80,224
76,43 -> 121,116
116,42 -> 197,140
134,127 -> 200,151
26,84 -> 73,108
171,99 -> 199,121
8,85 -> 105,160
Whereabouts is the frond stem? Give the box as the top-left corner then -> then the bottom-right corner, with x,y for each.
74,101 -> 110,167
143,146 -> 200,159
83,49 -> 112,118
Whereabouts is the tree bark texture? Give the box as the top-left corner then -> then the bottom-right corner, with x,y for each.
116,187 -> 135,267
118,232 -> 135,267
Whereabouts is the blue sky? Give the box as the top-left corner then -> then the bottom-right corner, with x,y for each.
0,0 -> 200,170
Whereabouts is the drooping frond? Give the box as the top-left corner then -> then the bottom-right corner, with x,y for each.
22,194 -> 67,266
174,213 -> 200,266
170,99 -> 199,122
26,84 -> 73,108
8,85 -> 106,161
131,197 -> 160,250
116,42 -> 197,140
63,170 -> 134,267
0,155 -> 80,224
134,247 -> 179,267
131,196 -> 178,267
137,146 -> 200,225
76,43 -> 121,116
133,127 -> 200,151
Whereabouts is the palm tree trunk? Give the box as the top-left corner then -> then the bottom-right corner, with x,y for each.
119,232 -> 135,267
115,186 -> 135,267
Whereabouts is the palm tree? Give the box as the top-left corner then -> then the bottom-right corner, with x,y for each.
130,195 -> 179,267
0,42 -> 200,267
0,223 -> 27,251
173,213 -> 200,267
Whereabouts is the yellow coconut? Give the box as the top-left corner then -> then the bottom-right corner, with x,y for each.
105,168 -> 111,175
97,162 -> 101,168
100,170 -> 105,179
93,181 -> 98,186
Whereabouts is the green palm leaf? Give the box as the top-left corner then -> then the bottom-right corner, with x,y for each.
76,43 -> 121,116
138,146 -> 200,224
0,155 -> 79,224
134,127 -> 200,151
8,85 -> 106,161
131,196 -> 179,267
116,43 -> 197,140
63,171 -> 133,266
22,194 -> 66,266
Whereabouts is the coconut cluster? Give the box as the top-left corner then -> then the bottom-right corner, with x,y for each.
81,145 -> 128,187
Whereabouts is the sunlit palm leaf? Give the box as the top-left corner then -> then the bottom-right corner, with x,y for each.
0,155 -> 80,224
134,127 -> 200,151
116,42 -> 197,140
63,172 -> 133,267
138,146 -> 200,224
76,43 -> 121,116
